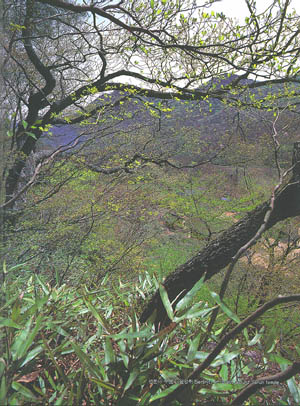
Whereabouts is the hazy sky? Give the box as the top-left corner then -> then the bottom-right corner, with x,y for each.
209,0 -> 300,21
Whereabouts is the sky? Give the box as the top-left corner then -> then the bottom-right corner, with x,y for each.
209,0 -> 300,21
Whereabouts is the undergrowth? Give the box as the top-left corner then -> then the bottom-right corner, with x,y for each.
1,263 -> 300,405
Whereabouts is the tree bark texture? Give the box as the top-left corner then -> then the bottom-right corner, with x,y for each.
140,142 -> 300,329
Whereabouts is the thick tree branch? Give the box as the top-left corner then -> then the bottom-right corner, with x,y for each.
22,0 -> 56,123
140,142 -> 300,328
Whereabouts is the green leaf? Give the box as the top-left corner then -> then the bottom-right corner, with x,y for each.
0,376 -> 7,403
20,345 -> 44,367
26,132 -> 37,140
150,0 -> 155,9
19,315 -> 43,359
11,381 -> 39,401
22,120 -> 28,129
212,382 -> 243,391
210,292 -> 240,323
211,351 -> 240,367
124,368 -> 139,391
193,351 -> 209,361
175,304 -> 214,322
90,378 -> 116,391
55,388 -> 68,405
140,343 -> 160,362
159,284 -> 174,321
6,263 -> 27,273
0,318 -> 22,329
219,364 -> 228,381
38,377 -> 46,394
248,329 -> 264,346
0,360 -> 5,379
11,298 -> 21,323
12,316 -> 34,359
139,391 -> 152,406
175,276 -> 205,312
104,337 -> 115,365
35,275 -> 49,295
268,354 -> 292,366
0,293 -> 23,315
287,377 -> 300,403
83,297 -> 112,333
70,341 -> 103,379
243,328 -> 249,342
149,384 -> 179,402
44,370 -> 57,391
187,333 -> 201,362
109,329 -> 151,340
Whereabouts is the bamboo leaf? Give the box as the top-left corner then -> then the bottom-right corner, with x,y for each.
248,329 -> 264,346
159,284 -> 174,321
124,368 -> 139,391
0,376 -> 7,403
210,292 -> 240,323
109,329 -> 151,340
212,382 -> 243,391
6,263 -> 27,272
175,305 -> 214,322
287,377 -> 300,403
90,378 -> 116,391
268,353 -> 292,366
0,318 -> 22,329
19,315 -> 43,358
12,316 -> 34,359
54,387 -> 67,405
26,132 -> 37,140
83,297 -> 112,333
187,333 -> 201,362
35,275 -> 49,295
70,341 -> 103,379
175,276 -> 205,312
211,351 -> 240,367
104,337 -> 115,365
44,370 -> 57,391
149,384 -> 179,402
219,364 -> 228,381
12,381 -> 39,401
20,345 -> 44,367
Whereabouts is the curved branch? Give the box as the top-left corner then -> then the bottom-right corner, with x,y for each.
231,361 -> 300,405
22,1 -> 56,121
162,294 -> 300,403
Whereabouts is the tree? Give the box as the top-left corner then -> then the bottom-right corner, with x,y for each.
2,1 -> 300,404
1,0 -> 300,314
2,0 -> 300,212
1,0 -> 300,299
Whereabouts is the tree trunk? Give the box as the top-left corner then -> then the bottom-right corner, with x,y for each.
140,142 -> 300,329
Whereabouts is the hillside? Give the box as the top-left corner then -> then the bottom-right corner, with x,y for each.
38,75 -> 300,155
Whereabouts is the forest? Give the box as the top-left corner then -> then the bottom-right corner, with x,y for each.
1,0 -> 300,404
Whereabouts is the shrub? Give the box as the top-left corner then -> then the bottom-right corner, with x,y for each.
1,263 -> 300,405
